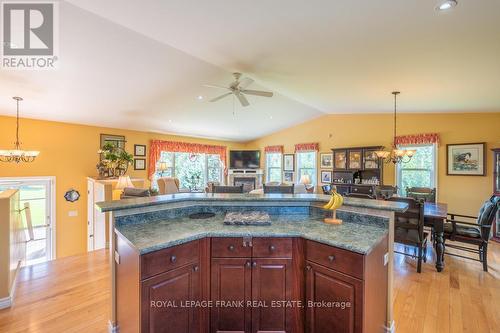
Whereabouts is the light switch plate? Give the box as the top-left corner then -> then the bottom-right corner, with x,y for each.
68,210 -> 78,217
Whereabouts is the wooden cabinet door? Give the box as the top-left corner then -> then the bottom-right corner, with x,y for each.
141,263 -> 201,333
251,258 -> 292,333
305,262 -> 362,333
211,258 -> 252,333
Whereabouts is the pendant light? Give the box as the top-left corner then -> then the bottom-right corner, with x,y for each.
0,97 -> 40,163
375,92 -> 416,164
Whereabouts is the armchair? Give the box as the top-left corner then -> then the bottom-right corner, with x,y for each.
444,196 -> 499,271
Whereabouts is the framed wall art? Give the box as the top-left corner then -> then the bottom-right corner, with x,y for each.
447,142 -> 486,176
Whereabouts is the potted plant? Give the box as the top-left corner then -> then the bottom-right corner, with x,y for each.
96,143 -> 134,178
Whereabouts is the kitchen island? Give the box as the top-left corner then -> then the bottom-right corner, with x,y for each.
97,193 -> 407,333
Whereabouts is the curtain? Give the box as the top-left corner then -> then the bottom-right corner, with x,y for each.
294,142 -> 319,152
394,133 -> 440,146
264,145 -> 284,153
149,140 -> 227,179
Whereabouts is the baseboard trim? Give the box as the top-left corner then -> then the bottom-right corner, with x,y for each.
0,264 -> 19,310
108,320 -> 118,333
384,320 -> 395,333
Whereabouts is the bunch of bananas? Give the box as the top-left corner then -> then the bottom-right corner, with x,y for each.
322,191 -> 344,210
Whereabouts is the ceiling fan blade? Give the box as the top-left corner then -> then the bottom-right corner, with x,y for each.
209,92 -> 232,102
241,89 -> 273,98
236,92 -> 250,107
203,84 -> 230,90
238,77 -> 254,89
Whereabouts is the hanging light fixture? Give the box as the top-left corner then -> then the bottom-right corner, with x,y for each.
375,92 -> 416,164
0,97 -> 40,163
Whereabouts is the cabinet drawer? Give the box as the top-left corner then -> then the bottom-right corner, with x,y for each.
306,240 -> 364,279
252,237 -> 292,258
212,237 -> 252,258
141,240 -> 199,280
351,185 -> 374,195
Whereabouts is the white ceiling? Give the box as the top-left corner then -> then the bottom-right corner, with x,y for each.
1,0 -> 499,141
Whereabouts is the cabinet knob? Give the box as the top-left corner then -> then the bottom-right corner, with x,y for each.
170,255 -> 177,263
306,265 -> 312,271
228,245 -> 235,251
246,261 -> 251,268
193,265 -> 199,272
269,245 -> 276,252
328,255 -> 335,262
252,261 -> 257,267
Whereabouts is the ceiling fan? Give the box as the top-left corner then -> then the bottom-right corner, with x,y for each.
204,72 -> 273,107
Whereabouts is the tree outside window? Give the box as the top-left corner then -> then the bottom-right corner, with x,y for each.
266,153 -> 282,183
153,152 -> 223,191
297,151 -> 317,185
397,144 -> 436,195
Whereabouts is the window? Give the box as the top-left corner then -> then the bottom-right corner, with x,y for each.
154,152 -> 223,190
266,153 -> 282,183
396,144 -> 437,195
296,151 -> 317,185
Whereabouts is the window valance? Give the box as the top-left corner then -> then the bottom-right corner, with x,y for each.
149,140 -> 227,179
394,133 -> 440,146
264,145 -> 284,153
294,142 -> 319,152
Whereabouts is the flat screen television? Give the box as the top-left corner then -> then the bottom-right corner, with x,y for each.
229,150 -> 261,169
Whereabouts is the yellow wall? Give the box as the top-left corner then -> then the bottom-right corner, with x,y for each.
1,113 -> 499,258
0,116 -> 245,258
246,113 -> 500,216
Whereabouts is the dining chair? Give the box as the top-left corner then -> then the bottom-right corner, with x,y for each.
387,197 -> 428,273
443,196 -> 499,271
212,185 -> 244,193
406,187 -> 436,203
375,185 -> 398,199
263,184 -> 294,194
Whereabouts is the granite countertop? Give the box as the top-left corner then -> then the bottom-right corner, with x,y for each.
115,212 -> 388,255
97,193 -> 407,213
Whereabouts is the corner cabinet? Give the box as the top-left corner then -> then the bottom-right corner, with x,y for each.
114,234 -> 388,333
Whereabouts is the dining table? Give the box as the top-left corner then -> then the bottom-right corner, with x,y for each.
424,202 -> 448,272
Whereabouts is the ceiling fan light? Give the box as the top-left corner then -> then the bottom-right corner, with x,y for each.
436,0 -> 457,11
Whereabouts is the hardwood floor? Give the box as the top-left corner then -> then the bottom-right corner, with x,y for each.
0,242 -> 499,333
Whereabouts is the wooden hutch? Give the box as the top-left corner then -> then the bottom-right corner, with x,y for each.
330,146 -> 384,197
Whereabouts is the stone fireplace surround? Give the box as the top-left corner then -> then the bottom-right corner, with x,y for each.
227,169 -> 264,193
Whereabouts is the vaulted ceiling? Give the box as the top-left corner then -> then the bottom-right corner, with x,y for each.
1,0 -> 499,141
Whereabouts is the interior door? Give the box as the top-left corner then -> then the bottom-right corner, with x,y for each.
0,177 -> 54,265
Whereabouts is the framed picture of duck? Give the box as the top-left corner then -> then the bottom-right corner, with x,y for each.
447,142 -> 485,176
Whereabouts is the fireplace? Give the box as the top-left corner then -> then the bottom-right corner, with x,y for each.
234,177 -> 256,193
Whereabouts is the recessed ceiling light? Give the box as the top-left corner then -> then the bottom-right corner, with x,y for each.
197,95 -> 203,100
168,119 -> 172,123
436,0 -> 457,11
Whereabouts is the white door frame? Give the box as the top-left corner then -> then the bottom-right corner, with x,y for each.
0,176 -> 56,261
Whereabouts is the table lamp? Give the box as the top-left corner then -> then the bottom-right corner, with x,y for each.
300,174 -> 311,185
116,175 -> 134,191
158,161 -> 169,177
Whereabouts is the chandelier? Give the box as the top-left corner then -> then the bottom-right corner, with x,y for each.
0,97 -> 40,163
375,92 -> 416,164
